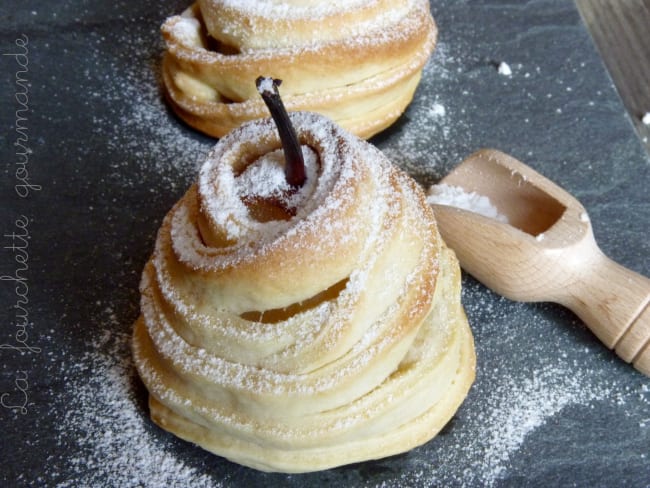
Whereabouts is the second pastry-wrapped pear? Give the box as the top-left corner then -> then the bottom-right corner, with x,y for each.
160,0 -> 438,138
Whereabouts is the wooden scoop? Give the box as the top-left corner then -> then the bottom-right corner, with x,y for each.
430,149 -> 650,376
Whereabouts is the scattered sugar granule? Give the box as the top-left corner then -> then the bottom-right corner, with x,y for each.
431,103 -> 446,117
535,233 -> 545,242
427,183 -> 508,223
497,62 -> 512,77
642,112 -> 650,125
580,212 -> 589,223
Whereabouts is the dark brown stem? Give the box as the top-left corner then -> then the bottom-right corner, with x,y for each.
256,76 -> 306,187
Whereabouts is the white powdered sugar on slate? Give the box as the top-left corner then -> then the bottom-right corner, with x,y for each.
379,42 -> 474,183
86,21 -> 212,186
53,326 -> 217,488
642,112 -> 650,126
497,61 -> 513,77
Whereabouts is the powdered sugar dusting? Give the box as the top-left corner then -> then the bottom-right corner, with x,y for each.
212,0 -> 370,19
87,21 -> 212,185
467,365 -> 608,484
396,357 -> 617,487
378,42 -> 474,182
236,145 -> 319,210
41,301 -> 648,486
200,0 -> 420,49
53,326 -> 217,488
171,16 -> 202,45
426,183 -> 508,223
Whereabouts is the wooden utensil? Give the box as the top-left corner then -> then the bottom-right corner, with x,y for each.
430,149 -> 650,376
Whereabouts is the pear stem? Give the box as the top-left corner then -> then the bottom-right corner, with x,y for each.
256,76 -> 306,187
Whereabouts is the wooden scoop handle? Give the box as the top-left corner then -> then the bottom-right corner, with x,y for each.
561,247 -> 650,376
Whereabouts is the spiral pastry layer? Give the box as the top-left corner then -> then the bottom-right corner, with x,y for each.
160,0 -> 437,138
132,113 -> 475,473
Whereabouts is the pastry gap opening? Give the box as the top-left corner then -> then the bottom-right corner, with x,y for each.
195,9 -> 241,56
205,36 -> 241,55
240,278 -> 348,324
217,93 -> 235,104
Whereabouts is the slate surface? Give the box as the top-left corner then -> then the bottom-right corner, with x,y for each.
1,1 -> 649,487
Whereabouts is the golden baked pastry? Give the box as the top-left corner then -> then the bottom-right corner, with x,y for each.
132,109 -> 475,472
160,0 -> 437,138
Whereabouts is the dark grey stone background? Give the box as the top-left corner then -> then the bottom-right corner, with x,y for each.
1,1 -> 648,486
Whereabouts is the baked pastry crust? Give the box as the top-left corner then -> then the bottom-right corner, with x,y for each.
160,0 -> 437,138
132,113 -> 475,472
